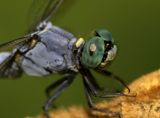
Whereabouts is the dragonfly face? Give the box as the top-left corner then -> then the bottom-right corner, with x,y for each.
81,29 -> 117,68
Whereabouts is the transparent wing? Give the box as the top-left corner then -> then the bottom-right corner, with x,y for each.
0,33 -> 34,51
0,35 -> 32,78
28,0 -> 63,32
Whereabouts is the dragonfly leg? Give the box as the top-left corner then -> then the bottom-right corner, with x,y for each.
83,78 -> 120,117
96,69 -> 130,93
84,69 -> 103,91
46,75 -> 69,97
43,72 -> 76,117
80,69 -> 127,98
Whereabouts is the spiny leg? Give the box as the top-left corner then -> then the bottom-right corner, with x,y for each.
46,71 -> 77,96
83,78 -> 120,117
46,75 -> 69,97
84,69 -> 103,91
96,69 -> 130,93
43,77 -> 74,117
43,72 -> 76,117
45,76 -> 69,109
82,69 -> 127,98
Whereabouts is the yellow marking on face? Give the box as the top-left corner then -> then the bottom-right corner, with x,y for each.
75,37 -> 84,48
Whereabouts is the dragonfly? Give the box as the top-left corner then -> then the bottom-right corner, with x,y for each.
0,0 -> 130,117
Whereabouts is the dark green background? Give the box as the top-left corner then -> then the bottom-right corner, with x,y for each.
0,0 -> 159,118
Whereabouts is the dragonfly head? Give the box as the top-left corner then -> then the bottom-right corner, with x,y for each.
80,29 -> 117,68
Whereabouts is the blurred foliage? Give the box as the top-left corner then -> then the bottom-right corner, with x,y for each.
0,0 -> 159,118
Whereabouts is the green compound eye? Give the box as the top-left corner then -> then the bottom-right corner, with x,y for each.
81,29 -> 117,68
81,36 -> 105,68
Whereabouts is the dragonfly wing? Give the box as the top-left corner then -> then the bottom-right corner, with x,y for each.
28,0 -> 63,32
0,34 -> 34,78
0,33 -> 35,51
0,52 -> 23,78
